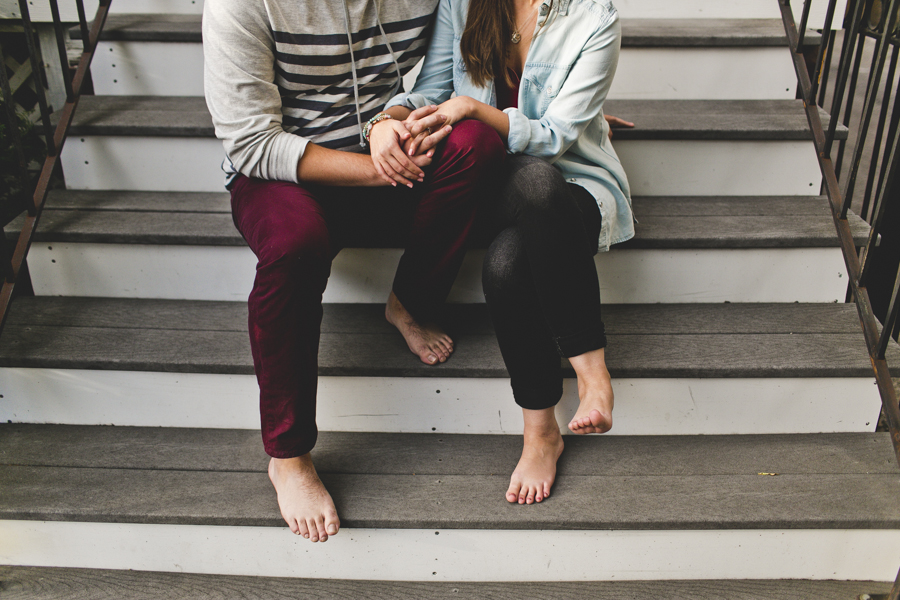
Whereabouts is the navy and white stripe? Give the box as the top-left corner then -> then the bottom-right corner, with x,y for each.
274,13 -> 433,150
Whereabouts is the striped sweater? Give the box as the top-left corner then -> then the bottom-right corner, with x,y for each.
202,0 -> 438,185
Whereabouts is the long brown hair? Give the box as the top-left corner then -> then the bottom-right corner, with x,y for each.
459,0 -> 516,87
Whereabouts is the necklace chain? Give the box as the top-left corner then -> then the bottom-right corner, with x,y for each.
511,3 -> 542,44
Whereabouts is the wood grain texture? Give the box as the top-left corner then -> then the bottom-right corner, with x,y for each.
61,97 -> 844,140
45,190 -> 231,213
2,425 -> 896,477
2,298 -> 868,335
620,19 -> 808,46
0,567 -> 891,600
2,465 -> 899,529
2,299 -> 895,377
28,193 -> 866,247
80,15 -> 803,47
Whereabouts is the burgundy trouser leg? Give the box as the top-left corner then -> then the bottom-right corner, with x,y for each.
231,177 -> 332,458
392,119 -> 505,319
230,120 -> 504,458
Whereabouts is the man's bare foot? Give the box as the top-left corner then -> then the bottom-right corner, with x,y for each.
268,454 -> 340,542
568,348 -> 614,434
507,408 -> 565,504
385,291 -> 453,365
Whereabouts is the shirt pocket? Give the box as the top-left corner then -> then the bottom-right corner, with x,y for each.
521,62 -> 573,118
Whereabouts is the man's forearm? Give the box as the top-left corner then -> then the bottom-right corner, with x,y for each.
295,143 -> 386,187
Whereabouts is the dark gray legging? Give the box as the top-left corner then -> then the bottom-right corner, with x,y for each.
482,155 -> 606,411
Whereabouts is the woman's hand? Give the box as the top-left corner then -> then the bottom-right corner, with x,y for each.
370,105 -> 453,186
605,114 -> 634,139
407,96 -> 472,156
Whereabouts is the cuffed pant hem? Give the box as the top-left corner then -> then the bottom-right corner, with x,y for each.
264,437 -> 317,460
512,381 -> 564,411
554,326 -> 608,358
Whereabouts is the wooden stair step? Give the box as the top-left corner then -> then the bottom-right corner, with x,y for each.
1,425 -> 898,530
77,14 -> 811,47
0,566 -> 891,600
1,298 -> 897,378
59,96 -> 847,141
21,192 -> 869,248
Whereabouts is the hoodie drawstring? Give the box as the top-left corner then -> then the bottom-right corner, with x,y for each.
342,0 -> 403,147
340,0 -> 366,147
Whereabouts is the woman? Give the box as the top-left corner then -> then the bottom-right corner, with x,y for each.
368,0 -> 634,505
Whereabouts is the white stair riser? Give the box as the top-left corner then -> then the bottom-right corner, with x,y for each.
61,137 -> 823,196
614,140 -> 823,196
2,1 -> 844,26
1,369 -> 881,435
91,42 -> 796,101
2,521 -> 896,581
26,245 -> 850,303
614,0 -> 845,26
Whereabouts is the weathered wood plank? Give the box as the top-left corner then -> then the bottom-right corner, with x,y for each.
603,99 -> 845,140
1,425 -> 896,477
43,192 -> 831,217
27,194 -> 866,247
45,189 -> 231,213
2,299 -> 893,376
62,97 -> 842,140
0,322 -> 892,377
2,465 -> 899,529
23,209 -> 864,248
0,566 -> 890,600
80,15 -> 802,47
620,19 -> 802,46
3,298 -> 868,336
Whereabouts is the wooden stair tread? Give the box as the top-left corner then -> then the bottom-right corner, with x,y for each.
21,192 -> 869,248
78,15 -> 809,47
1,426 -> 897,530
60,96 -> 848,140
0,566 -> 891,600
1,298 -> 897,377
3,426 -> 897,476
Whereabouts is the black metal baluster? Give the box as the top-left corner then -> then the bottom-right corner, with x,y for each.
860,44 -> 900,221
810,0 -> 839,102
48,0 -> 73,101
841,0 -> 899,218
826,0 -> 867,158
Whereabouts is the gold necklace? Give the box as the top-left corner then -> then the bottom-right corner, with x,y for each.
511,3 -> 541,44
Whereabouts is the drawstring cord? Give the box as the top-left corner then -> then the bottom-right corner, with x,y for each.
340,0 -> 366,147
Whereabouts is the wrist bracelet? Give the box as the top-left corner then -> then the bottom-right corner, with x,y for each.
363,112 -> 393,144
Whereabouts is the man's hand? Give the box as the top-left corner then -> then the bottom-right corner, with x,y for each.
369,105 -> 452,186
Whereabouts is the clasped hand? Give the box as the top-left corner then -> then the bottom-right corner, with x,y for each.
368,103 -> 462,188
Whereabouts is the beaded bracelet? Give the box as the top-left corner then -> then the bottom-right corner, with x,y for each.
363,112 -> 393,144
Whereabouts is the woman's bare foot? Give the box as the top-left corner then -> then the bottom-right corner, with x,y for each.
568,348 -> 614,434
507,407 -> 565,504
385,291 -> 454,365
268,454 -> 340,542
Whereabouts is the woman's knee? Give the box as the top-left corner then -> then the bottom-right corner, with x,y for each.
501,157 -> 570,222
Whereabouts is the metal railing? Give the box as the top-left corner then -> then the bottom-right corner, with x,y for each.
0,0 -> 112,334
779,1 -> 900,598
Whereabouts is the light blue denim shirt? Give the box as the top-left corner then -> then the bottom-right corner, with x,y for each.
386,0 -> 634,251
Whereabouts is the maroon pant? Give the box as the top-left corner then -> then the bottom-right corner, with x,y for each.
230,120 -> 505,458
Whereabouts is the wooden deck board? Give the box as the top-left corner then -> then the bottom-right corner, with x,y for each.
1,300 -> 893,377
2,425 -> 896,477
1,566 -> 891,600
2,464 -> 898,529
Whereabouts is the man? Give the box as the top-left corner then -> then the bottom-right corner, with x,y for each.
203,0 -> 504,542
